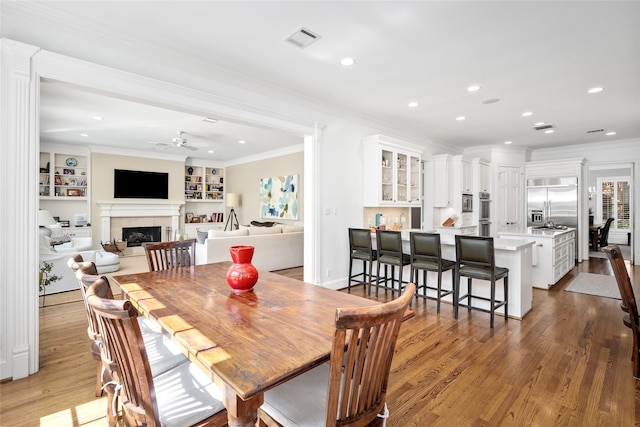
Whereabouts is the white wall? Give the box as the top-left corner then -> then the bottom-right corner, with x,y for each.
226,150 -> 304,226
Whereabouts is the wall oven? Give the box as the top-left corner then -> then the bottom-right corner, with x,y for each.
479,192 -> 491,236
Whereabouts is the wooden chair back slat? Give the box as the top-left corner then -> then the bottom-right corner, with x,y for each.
325,282 -> 414,426
142,239 -> 196,272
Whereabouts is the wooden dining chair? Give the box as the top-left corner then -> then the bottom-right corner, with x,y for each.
143,239 -> 196,271
86,283 -> 227,427
603,245 -> 640,379
259,282 -> 415,427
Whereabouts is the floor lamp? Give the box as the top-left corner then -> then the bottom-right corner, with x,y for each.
225,193 -> 241,231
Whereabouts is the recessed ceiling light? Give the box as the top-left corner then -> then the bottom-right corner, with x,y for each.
456,116 -> 466,121
522,112 -> 533,117
92,116 -> 103,121
208,150 -> 214,154
504,141 -> 512,145
606,131 -> 617,136
408,101 -> 418,108
534,122 -> 545,126
467,85 -> 481,92
588,87 -> 603,94
544,129 -> 554,134
340,57 -> 356,66
238,140 -> 246,144
202,117 -> 217,123
80,133 -> 89,137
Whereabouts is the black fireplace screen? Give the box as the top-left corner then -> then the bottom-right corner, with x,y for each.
122,226 -> 162,247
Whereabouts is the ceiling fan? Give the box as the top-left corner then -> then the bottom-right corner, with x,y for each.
148,131 -> 208,151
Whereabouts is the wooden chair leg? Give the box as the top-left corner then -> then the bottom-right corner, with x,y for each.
95,361 -> 103,397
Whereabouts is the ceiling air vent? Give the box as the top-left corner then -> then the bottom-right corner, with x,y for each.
285,27 -> 321,49
533,124 -> 554,131
587,128 -> 605,134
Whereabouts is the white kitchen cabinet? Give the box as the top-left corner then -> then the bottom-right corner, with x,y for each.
363,135 -> 422,206
461,160 -> 473,194
432,154 -> 453,207
478,161 -> 490,193
499,229 -> 575,289
496,166 -> 522,233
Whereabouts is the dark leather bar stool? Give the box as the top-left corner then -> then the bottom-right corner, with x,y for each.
409,232 -> 455,313
348,228 -> 378,293
455,235 -> 509,328
374,229 -> 410,298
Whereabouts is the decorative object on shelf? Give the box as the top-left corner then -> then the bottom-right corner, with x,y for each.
59,220 -> 70,227
101,239 -> 127,256
211,168 -> 217,175
259,174 -> 299,220
186,212 -> 194,223
65,157 -> 77,166
188,166 -> 194,175
226,245 -> 258,293
225,193 -> 241,230
67,188 -> 82,196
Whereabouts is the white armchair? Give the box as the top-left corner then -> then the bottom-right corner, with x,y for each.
39,235 -> 96,294
39,235 -> 121,294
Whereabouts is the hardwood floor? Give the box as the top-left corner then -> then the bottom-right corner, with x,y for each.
1,259 -> 639,426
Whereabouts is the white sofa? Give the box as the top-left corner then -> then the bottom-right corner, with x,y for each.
194,224 -> 304,271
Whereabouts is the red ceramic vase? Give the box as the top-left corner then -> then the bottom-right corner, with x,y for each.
226,245 -> 259,293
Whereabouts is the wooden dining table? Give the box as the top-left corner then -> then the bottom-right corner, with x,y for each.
112,262 -> 378,426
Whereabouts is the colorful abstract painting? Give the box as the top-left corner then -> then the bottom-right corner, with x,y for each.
259,174 -> 298,219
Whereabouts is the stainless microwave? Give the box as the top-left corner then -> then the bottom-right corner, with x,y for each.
462,193 -> 473,212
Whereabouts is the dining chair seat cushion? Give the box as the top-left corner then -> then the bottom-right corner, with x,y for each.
141,328 -> 188,377
262,363 -> 329,427
459,265 -> 509,281
412,258 -> 455,271
153,359 -> 225,427
378,253 -> 410,265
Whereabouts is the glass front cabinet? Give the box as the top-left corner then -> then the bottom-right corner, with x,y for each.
363,135 -> 422,206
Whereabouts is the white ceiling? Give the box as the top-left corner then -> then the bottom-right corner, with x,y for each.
2,1 -> 639,161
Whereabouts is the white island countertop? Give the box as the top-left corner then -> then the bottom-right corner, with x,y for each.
498,227 -> 576,239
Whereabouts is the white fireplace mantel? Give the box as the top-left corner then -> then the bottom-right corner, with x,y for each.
98,201 -> 184,242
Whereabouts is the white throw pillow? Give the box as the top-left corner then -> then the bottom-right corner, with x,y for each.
248,226 -> 282,236
208,229 -> 248,238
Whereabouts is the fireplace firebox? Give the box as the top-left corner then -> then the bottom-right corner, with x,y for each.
122,226 -> 162,247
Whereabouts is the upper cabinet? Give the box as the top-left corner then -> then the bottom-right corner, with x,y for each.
363,135 -> 422,207
432,154 -> 453,207
39,151 -> 89,200
185,165 -> 224,202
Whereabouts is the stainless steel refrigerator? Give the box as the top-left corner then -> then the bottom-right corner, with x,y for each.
526,177 -> 578,228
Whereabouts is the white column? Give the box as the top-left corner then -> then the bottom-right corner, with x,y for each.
0,39 -> 41,379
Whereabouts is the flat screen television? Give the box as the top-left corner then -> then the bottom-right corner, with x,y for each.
114,169 -> 169,199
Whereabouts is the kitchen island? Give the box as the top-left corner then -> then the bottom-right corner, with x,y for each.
372,230 -> 534,319
498,228 -> 576,289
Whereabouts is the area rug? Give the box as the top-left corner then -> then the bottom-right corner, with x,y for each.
564,273 -> 620,300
